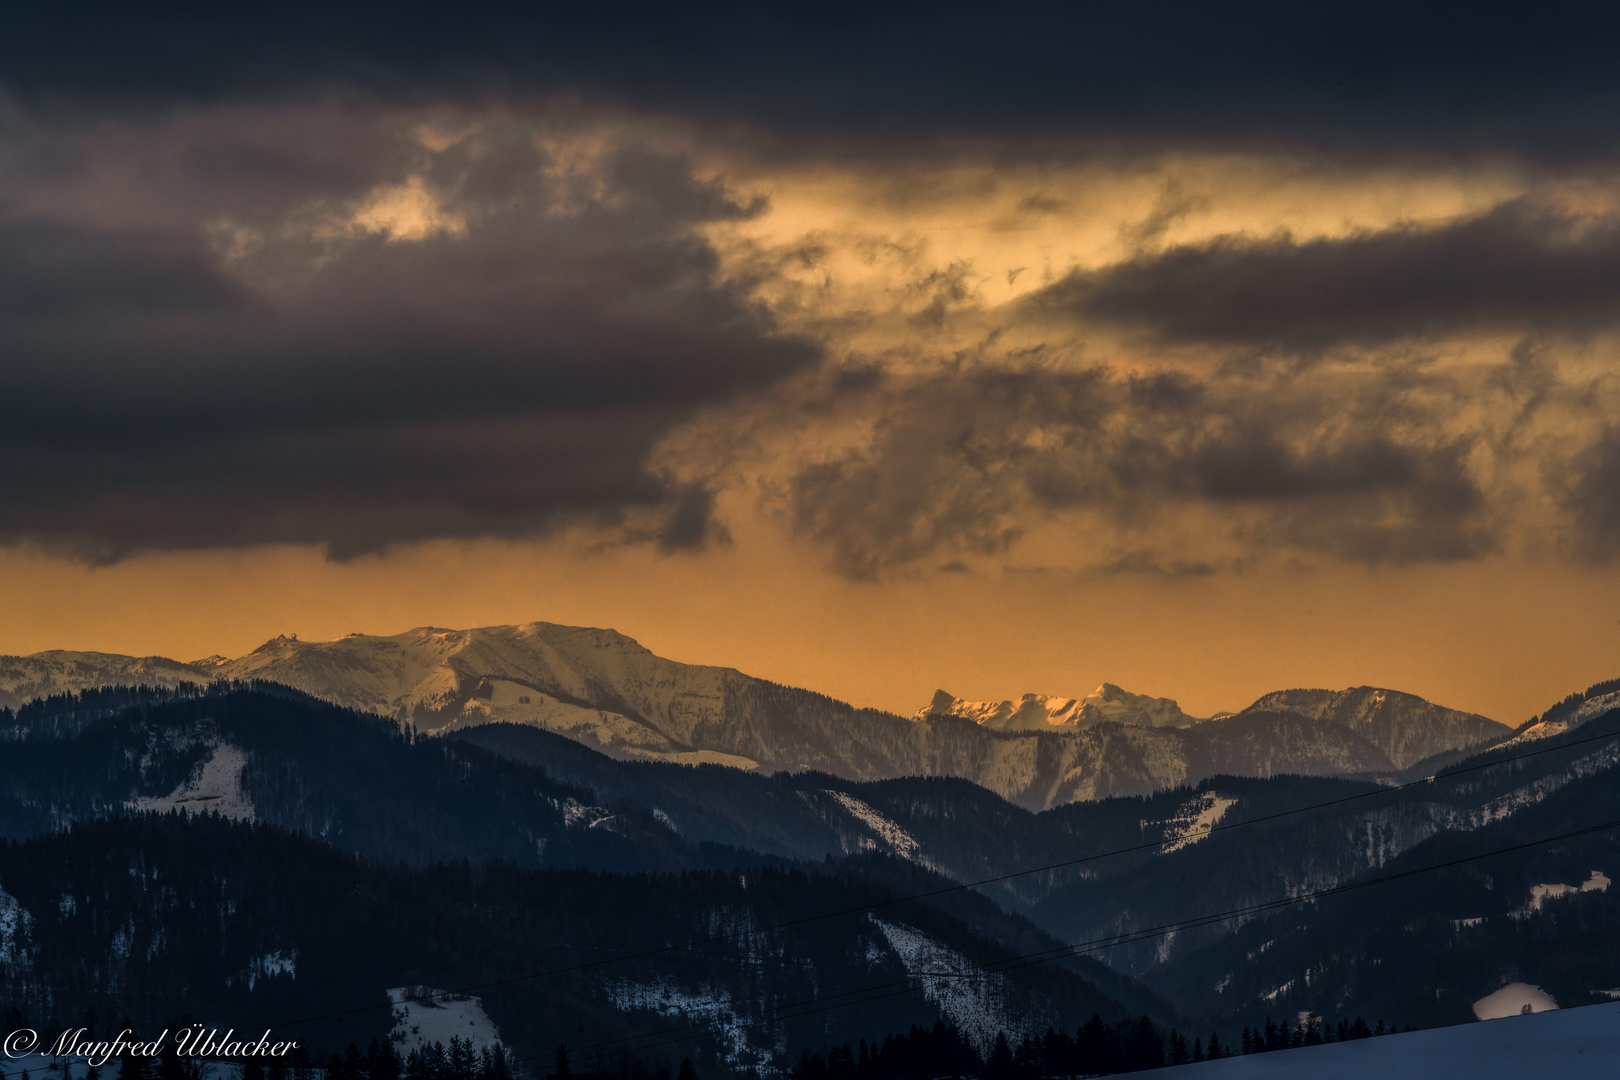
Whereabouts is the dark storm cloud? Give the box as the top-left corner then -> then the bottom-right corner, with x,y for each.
0,116 -> 812,557
783,365 -> 1489,579
1035,200 -> 1620,347
0,220 -> 244,324
6,2 -> 1620,157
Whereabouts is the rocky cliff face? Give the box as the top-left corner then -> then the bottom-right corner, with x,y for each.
917,684 -> 1202,731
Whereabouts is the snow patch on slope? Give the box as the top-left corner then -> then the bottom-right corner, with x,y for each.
607,978 -> 779,1072
1499,690 -> 1620,749
1156,792 -> 1238,853
128,742 -> 255,822
869,916 -> 1019,1054
230,949 -> 296,991
389,987 -> 504,1056
1525,870 -> 1609,912
562,798 -> 615,830
1451,739 -> 1620,831
0,888 -> 32,967
825,791 -> 921,860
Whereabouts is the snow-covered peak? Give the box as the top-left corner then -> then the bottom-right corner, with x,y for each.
1239,686 -> 1508,770
1080,682 -> 1202,728
916,684 -> 1201,731
197,622 -> 744,768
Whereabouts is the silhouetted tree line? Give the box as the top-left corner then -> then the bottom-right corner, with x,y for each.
115,1025 -> 517,1080
1236,1013 -> 1410,1055
784,1007 -> 1423,1080
784,1016 -> 1228,1079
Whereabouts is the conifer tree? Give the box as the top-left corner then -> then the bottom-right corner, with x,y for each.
1206,1031 -> 1225,1060
448,1037 -> 475,1080
1129,1017 -> 1163,1070
554,1046 -> 570,1080
420,1043 -> 447,1080
116,1024 -> 147,1080
676,1059 -> 696,1080
367,1040 -> 400,1080
1078,1014 -> 1109,1072
987,1032 -> 1013,1079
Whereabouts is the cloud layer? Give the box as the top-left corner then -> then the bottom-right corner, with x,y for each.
5,105 -> 1620,579
0,110 -> 808,557
1038,197 -> 1620,346
652,154 -> 1620,579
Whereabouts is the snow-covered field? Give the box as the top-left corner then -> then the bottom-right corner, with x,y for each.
128,741 -> 255,822
388,987 -> 505,1056
1133,1000 -> 1620,1078
1472,982 -> 1558,1020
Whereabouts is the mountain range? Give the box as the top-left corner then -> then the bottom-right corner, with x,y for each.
0,669 -> 1617,1064
0,622 -> 1510,807
0,682 -> 1180,1068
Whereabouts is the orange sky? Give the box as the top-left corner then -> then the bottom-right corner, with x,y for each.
5,532 -> 1617,725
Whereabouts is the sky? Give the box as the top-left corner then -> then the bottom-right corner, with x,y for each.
5,2 -> 1620,723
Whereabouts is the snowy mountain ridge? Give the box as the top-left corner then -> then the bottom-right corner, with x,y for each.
0,621 -> 1519,804
917,684 -> 1203,731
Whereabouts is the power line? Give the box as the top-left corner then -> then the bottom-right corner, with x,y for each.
6,801 -> 1612,1080
2,723 -> 1616,1080
537,813 -> 1620,1063
268,714 -> 1620,1031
